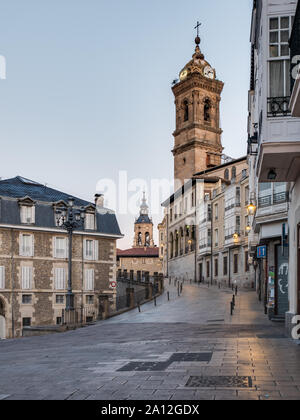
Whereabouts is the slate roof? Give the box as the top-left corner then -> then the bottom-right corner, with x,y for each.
0,176 -> 122,237
135,214 -> 153,224
117,247 -> 160,258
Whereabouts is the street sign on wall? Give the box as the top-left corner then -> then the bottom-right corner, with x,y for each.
257,245 -> 267,259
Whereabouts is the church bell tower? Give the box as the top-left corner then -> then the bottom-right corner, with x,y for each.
172,24 -> 224,185
133,193 -> 154,248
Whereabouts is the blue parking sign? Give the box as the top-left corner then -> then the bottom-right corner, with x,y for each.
257,246 -> 267,259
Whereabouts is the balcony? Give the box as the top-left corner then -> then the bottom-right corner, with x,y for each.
267,97 -> 291,118
258,192 -> 289,208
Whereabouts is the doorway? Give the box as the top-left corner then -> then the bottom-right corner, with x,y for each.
0,298 -> 5,339
298,224 -> 300,314
199,263 -> 203,283
275,245 -> 289,317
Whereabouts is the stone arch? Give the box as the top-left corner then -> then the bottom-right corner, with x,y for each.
145,232 -> 150,247
0,296 -> 6,339
183,99 -> 189,122
169,233 -> 174,259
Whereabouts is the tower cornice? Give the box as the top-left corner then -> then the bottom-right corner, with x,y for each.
172,74 -> 224,97
173,123 -> 223,137
172,139 -> 223,156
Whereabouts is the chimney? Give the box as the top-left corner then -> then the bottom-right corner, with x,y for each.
95,193 -> 104,208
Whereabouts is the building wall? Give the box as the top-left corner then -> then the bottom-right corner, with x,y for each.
0,228 -> 116,339
118,256 -> 162,277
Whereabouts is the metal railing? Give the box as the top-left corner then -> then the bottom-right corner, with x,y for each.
267,96 -> 291,117
258,191 -> 289,208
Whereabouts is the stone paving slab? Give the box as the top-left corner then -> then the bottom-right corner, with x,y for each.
0,282 -> 299,400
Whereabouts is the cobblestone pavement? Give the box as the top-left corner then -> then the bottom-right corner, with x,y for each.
0,282 -> 300,400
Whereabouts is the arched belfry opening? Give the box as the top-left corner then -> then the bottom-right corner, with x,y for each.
204,98 -> 211,122
183,100 -> 189,122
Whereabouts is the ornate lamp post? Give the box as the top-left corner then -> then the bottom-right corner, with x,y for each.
55,198 -> 85,313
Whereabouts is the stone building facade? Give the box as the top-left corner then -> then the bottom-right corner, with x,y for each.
0,176 -> 122,339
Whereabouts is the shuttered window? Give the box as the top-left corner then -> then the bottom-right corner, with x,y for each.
85,214 -> 96,230
0,267 -> 5,289
84,240 -> 99,261
54,237 -> 67,259
21,267 -> 33,290
55,268 -> 66,290
19,234 -> 34,257
84,269 -> 95,291
20,206 -> 35,224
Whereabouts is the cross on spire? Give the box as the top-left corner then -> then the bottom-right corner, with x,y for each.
194,21 -> 201,37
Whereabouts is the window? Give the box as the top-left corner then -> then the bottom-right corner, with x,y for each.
21,267 -> 33,290
56,317 -> 62,325
224,169 -> 229,180
84,239 -> 98,261
215,229 -> 219,247
56,295 -> 64,304
204,99 -> 211,122
0,266 -> 5,289
86,295 -> 94,305
268,16 -> 292,116
234,254 -> 239,274
245,186 -> 249,205
215,204 -> 219,220
170,209 -> 173,222
236,216 -> 241,234
54,268 -> 66,290
19,234 -> 34,257
232,167 -> 236,179
184,100 -> 189,122
54,237 -> 67,259
20,206 -> 35,224
214,259 -> 218,277
223,256 -> 228,276
206,261 -> 210,278
85,213 -> 96,230
84,269 -> 95,291
22,295 -> 32,304
22,317 -> 31,327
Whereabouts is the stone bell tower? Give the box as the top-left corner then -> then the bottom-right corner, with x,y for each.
133,193 -> 154,248
172,26 -> 224,185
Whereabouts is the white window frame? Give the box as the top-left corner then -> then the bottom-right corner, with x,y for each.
83,239 -> 99,261
84,269 -> 95,291
19,234 -> 34,257
20,205 -> 35,224
85,213 -> 96,231
21,266 -> 33,290
54,268 -> 66,290
53,237 -> 68,259
0,266 -> 5,289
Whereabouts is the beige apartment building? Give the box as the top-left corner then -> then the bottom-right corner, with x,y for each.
0,176 -> 122,339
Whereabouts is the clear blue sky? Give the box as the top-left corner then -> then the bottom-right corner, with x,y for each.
0,0 -> 252,248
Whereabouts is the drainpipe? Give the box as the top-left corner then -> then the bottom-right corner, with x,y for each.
10,228 -> 15,339
228,247 -> 231,288
211,200 -> 214,285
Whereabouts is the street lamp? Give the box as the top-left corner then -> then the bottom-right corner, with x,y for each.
56,198 -> 85,313
246,224 -> 252,233
247,201 -> 257,216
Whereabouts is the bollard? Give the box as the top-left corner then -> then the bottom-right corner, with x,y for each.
231,301 -> 234,316
167,291 -> 170,301
190,279 -> 192,284
154,297 -> 157,307
180,283 -> 183,294
178,284 -> 180,297
138,303 -> 141,313
235,286 -> 238,296
218,283 -> 221,289
232,295 -> 235,307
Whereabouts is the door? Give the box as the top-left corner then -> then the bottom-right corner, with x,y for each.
0,316 -> 5,339
276,245 -> 289,317
297,224 -> 300,315
199,264 -> 203,282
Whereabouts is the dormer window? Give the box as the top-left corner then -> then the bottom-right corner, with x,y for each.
53,201 -> 68,227
85,205 -> 96,231
19,197 -> 35,225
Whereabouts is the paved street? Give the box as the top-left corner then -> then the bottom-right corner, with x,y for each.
0,282 -> 300,400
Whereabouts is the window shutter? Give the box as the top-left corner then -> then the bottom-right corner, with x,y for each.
83,240 -> 87,260
85,269 -> 94,291
0,267 -> 5,289
94,240 -> 99,261
30,235 -> 34,257
55,268 -> 65,290
22,267 -> 32,290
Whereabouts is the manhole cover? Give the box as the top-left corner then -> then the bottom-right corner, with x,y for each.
186,376 -> 253,388
118,353 -> 212,372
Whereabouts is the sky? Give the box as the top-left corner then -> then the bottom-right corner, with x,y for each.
0,0 -> 253,249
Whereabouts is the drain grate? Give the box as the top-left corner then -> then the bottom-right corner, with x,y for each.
186,376 -> 253,389
207,319 -> 225,323
118,353 -> 212,372
257,334 -> 286,339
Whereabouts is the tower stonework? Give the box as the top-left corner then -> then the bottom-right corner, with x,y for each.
172,37 -> 224,185
133,193 -> 154,248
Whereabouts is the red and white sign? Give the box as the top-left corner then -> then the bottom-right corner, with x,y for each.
110,281 -> 117,289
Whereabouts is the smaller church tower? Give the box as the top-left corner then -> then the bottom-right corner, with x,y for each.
133,193 -> 154,248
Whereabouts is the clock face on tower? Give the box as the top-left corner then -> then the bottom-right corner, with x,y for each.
180,69 -> 188,81
203,66 -> 215,80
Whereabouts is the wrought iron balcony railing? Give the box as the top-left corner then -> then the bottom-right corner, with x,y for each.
267,97 -> 291,118
258,192 -> 289,208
